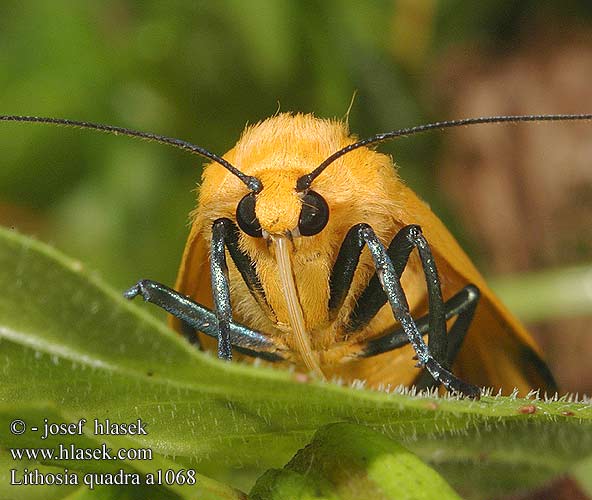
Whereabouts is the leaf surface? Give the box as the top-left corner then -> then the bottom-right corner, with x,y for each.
0,226 -> 590,498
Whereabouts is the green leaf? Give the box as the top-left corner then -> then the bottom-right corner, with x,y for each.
573,454 -> 592,496
0,404 -> 239,500
491,264 -> 592,322
250,422 -> 461,500
0,226 -> 591,498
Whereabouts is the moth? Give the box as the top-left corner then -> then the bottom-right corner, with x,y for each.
3,112 -> 589,397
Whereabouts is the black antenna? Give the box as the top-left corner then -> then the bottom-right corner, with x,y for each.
0,115 -> 262,193
297,114 -> 592,192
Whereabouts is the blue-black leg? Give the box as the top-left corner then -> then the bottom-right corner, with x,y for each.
328,225 -> 366,319
210,219 -> 234,359
332,224 -> 447,366
210,217 -> 275,360
413,285 -> 480,391
442,285 -> 480,367
209,217 -> 277,360
210,216 -> 279,359
124,279 -> 284,362
214,218 -> 275,320
355,224 -> 480,398
125,217 -> 281,362
357,285 -> 479,359
329,225 -> 412,319
354,285 -> 480,391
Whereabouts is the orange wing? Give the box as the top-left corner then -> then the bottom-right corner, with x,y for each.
170,175 -> 555,396
169,215 -> 215,347
396,184 -> 556,394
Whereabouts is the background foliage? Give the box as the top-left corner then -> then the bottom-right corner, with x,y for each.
1,1 -> 591,498
0,226 -> 590,499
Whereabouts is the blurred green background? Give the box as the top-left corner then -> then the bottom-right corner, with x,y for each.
1,1 -> 591,394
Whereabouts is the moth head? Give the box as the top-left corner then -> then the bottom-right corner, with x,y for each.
236,185 -> 329,240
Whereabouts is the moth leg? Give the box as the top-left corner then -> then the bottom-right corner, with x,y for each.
211,216 -> 279,360
332,224 -> 447,365
124,279 -> 284,362
329,225 -> 412,319
212,219 -> 275,319
354,285 -> 480,390
413,288 -> 479,391
440,285 -> 480,369
353,224 -> 480,398
126,217 -> 279,362
356,285 -> 479,360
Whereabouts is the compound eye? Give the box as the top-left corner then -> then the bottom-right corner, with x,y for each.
236,193 -> 263,237
298,190 -> 329,236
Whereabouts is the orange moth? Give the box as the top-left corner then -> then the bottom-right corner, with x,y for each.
3,112 -> 589,396
169,113 -> 559,396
